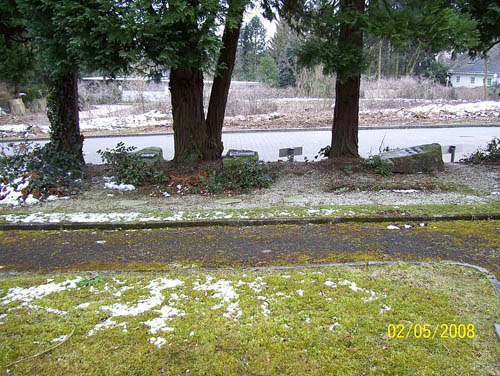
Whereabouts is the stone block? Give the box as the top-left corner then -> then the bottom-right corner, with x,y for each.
8,98 -> 26,115
134,146 -> 164,168
223,149 -> 259,168
379,143 -> 444,174
29,98 -> 47,113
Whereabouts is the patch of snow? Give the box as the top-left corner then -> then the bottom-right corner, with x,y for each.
96,240 -> 106,245
387,225 -> 400,230
0,212 -> 162,224
0,176 -> 40,207
150,336 -> 167,348
73,302 -> 91,310
404,224 -> 412,229
379,305 -> 392,314
88,318 -> 119,336
1,277 -> 83,306
393,189 -> 420,193
50,335 -> 68,343
296,289 -> 304,297
338,280 -> 378,302
101,278 -> 184,317
324,280 -> 337,288
144,305 -> 185,334
194,277 -> 241,319
104,181 -> 135,191
81,110 -> 170,131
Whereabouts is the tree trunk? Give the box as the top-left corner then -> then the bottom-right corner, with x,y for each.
331,76 -> 361,158
205,0 -> 245,160
483,52 -> 488,100
330,0 -> 364,159
46,69 -> 84,163
377,39 -> 382,83
170,67 -> 208,162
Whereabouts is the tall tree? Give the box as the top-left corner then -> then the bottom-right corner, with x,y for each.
282,0 -> 479,158
235,16 -> 267,80
14,0 -> 135,164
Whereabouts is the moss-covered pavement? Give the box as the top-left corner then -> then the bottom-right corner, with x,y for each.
1,220 -> 499,277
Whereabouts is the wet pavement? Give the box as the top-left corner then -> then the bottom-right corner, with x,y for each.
0,220 -> 498,276
1,126 -> 499,163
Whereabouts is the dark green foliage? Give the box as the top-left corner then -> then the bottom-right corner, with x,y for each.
76,276 -> 109,288
97,142 -> 165,186
0,135 -> 83,200
416,59 -> 450,85
278,45 -> 297,87
460,0 -> 500,55
204,159 -> 273,193
257,55 -> 279,86
0,0 -> 38,93
365,156 -> 392,176
235,16 -> 267,80
315,145 -> 331,160
461,137 -> 500,164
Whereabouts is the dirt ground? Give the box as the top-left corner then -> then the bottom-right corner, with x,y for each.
1,159 -> 497,215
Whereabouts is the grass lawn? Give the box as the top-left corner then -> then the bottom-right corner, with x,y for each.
0,263 -> 499,375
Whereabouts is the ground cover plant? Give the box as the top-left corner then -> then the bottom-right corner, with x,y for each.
97,145 -> 274,195
0,135 -> 83,206
0,264 -> 498,375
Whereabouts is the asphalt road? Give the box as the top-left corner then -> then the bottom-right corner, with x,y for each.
1,126 -> 499,163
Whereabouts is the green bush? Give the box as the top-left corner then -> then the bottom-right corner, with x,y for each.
365,156 -> 393,176
97,142 -> 164,186
205,159 -> 273,193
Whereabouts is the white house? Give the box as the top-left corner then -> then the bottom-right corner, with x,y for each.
448,58 -> 500,88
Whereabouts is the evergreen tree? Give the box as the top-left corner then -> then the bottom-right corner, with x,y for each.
281,0 -> 479,158
235,16 -> 267,80
257,55 -> 279,86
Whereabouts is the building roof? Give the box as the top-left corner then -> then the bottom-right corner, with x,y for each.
450,57 -> 500,75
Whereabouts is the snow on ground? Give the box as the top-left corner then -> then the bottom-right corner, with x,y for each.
80,110 -> 170,131
0,207 -> 348,224
365,100 -> 500,119
104,181 -> 135,191
1,277 -> 83,306
194,276 -> 242,319
0,212 -> 161,223
0,176 -> 40,207
1,275 -> 392,347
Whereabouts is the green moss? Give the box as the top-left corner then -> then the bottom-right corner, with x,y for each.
0,264 -> 498,375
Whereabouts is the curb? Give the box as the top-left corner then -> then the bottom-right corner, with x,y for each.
0,213 -> 499,231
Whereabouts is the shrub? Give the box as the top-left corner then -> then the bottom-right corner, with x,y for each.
365,156 -> 392,176
205,159 -> 273,193
97,142 -> 163,186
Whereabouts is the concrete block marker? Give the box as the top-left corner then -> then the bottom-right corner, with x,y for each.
495,324 -> 500,341
134,146 -> 164,168
223,149 -> 259,168
379,143 -> 444,173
